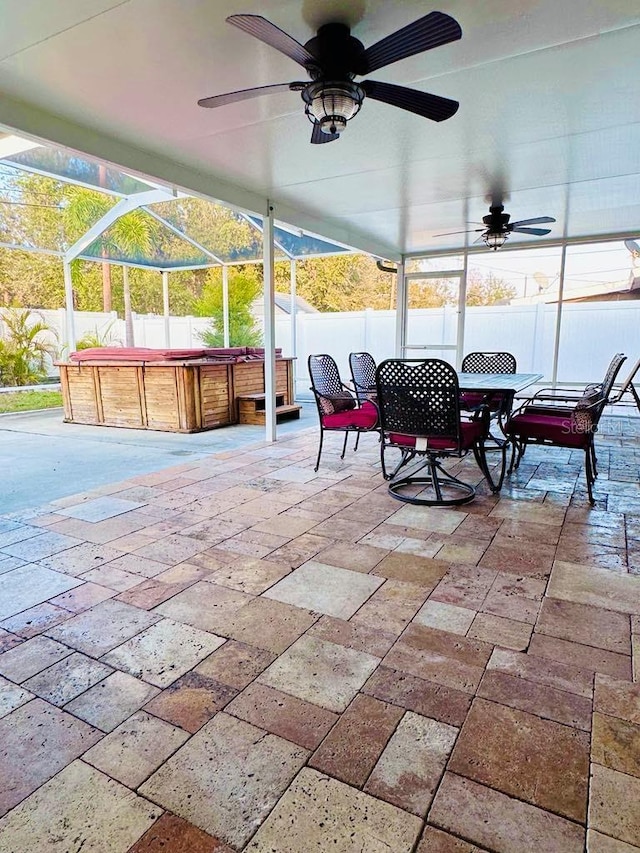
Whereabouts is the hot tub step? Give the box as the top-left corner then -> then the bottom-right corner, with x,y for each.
238,393 -> 301,425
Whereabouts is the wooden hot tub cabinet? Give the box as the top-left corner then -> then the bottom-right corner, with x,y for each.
57,356 -> 296,433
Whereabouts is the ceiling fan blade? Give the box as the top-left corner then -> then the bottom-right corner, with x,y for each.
433,228 -> 483,237
473,234 -> 486,244
510,227 -> 552,236
361,80 -> 459,122
198,83 -> 294,108
227,15 -> 315,67
363,11 -> 462,74
311,122 -> 339,144
509,216 -> 556,227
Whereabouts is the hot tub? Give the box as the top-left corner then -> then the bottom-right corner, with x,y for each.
56,347 -> 295,432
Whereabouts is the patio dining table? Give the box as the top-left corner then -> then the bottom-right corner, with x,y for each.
457,371 -> 543,395
457,371 -> 544,443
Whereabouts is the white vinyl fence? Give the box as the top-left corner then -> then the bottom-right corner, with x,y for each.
7,302 -> 639,399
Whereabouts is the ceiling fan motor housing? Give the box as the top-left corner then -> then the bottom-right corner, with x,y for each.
303,24 -> 367,79
483,204 -> 511,233
301,24 -> 367,135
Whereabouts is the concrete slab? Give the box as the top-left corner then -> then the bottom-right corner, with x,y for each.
0,405 -> 315,515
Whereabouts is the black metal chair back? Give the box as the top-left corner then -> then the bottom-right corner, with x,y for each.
349,352 -> 377,404
601,353 -> 627,401
309,353 -> 343,398
587,352 -> 626,431
461,351 -> 517,374
376,359 -> 462,444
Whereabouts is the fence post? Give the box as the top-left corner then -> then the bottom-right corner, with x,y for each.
531,302 -> 545,375
296,314 -> 307,399
58,308 -> 66,355
364,308 -> 373,352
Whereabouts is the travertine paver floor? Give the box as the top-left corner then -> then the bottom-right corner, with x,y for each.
0,415 -> 639,851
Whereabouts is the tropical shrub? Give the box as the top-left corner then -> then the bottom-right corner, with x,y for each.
75,320 -> 122,350
195,267 -> 263,347
0,308 -> 58,387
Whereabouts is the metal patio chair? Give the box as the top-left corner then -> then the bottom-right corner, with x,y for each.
375,358 -> 506,506
349,351 -> 377,405
505,352 -> 626,504
609,356 -> 640,414
460,351 -> 517,440
308,353 -> 379,472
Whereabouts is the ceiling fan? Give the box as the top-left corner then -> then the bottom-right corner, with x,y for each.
198,12 -> 462,143
435,200 -> 556,250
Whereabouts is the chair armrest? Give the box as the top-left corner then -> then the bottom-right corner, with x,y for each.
530,390 -> 586,403
462,403 -> 491,434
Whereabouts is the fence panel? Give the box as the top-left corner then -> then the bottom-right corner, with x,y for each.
7,302 -> 640,390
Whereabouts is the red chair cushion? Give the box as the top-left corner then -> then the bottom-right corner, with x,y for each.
389,419 -> 485,451
506,412 -> 590,449
460,391 -> 507,412
322,401 -> 378,429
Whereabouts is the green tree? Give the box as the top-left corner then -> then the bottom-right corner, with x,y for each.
195,266 -> 263,346
408,279 -> 457,308
274,255 -> 393,311
466,270 -> 516,305
0,172 -> 213,316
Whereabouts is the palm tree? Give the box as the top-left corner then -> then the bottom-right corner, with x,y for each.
63,186 -> 160,343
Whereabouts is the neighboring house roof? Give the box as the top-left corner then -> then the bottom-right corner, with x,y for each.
252,294 -> 319,316
274,294 -> 318,314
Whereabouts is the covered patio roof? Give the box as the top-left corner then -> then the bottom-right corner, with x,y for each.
0,1 -> 637,261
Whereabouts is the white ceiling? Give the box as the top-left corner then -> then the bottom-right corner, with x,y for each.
0,0 -> 638,258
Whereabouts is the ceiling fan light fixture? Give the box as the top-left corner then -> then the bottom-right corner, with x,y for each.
484,231 -> 508,251
303,82 -> 364,134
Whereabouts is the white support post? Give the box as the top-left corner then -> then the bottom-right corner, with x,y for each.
395,260 -> 406,357
551,244 -> 567,385
263,203 -> 277,442
63,261 -> 76,353
123,266 -> 134,347
162,270 -> 170,348
222,265 -> 230,348
290,259 -> 297,391
456,251 -> 468,370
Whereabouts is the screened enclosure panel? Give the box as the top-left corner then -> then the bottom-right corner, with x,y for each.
0,141 -> 362,268
246,215 -> 353,259
145,198 -> 284,263
1,148 -> 155,195
0,166 -> 120,253
80,209 -> 212,268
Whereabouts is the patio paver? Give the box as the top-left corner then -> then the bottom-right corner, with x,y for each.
0,416 -> 638,851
